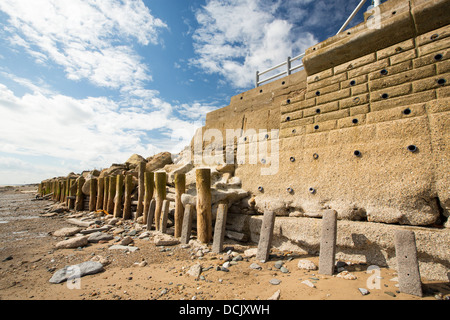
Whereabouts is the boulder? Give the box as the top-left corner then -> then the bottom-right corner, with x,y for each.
49,261 -> 103,284
53,227 -> 82,237
99,164 -> 127,179
55,236 -> 89,249
125,154 -> 146,169
87,232 -> 114,243
146,152 -> 173,172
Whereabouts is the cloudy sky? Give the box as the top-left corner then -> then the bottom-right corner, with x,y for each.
0,0 -> 375,184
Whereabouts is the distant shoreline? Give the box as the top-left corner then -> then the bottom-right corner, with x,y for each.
0,183 -> 39,187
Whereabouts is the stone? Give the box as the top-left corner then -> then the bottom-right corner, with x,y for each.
79,226 -> 112,234
53,227 -> 81,237
146,152 -> 173,172
49,261 -> 103,284
336,271 -> 357,280
212,203 -> 228,253
87,232 -> 113,243
298,259 -> 318,271
244,248 -> 258,258
274,261 -> 283,269
359,288 -> 370,296
250,263 -> 262,270
280,266 -> 289,273
108,245 -> 139,252
301,280 -> 316,288
267,290 -> 281,300
67,218 -> 96,228
187,263 -> 202,278
269,279 -> 281,285
125,153 -> 146,169
154,233 -> 180,246
107,218 -> 120,225
119,236 -> 134,246
55,236 -> 88,249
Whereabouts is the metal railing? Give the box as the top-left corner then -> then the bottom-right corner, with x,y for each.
255,1 -> 382,88
255,52 -> 305,87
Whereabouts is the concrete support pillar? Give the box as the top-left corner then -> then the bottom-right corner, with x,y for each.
212,203 -> 228,253
122,174 -> 133,220
256,210 -> 276,262
113,174 -> 123,218
154,171 -> 167,230
103,177 -> 109,212
174,173 -> 186,238
319,210 -> 338,276
106,176 -> 116,215
196,168 -> 212,244
143,172 -> 154,225
394,230 -> 423,297
68,179 -> 75,210
181,204 -> 194,244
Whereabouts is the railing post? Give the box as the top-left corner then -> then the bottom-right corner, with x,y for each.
255,71 -> 259,88
287,56 -> 291,76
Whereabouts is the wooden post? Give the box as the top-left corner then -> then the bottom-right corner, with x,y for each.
136,161 -> 145,218
154,171 -> 167,230
143,172 -> 154,224
160,200 -> 170,233
212,203 -> 228,253
256,210 -> 276,262
113,174 -> 124,218
103,177 -> 109,212
68,179 -> 76,209
174,173 -> 186,238
60,180 -> 66,203
64,179 -> 69,204
180,204 -> 194,244
196,168 -> 212,243
96,177 -> 104,210
89,178 -> 97,212
123,174 -> 133,220
75,177 -> 85,212
146,199 -> 156,230
107,176 -> 116,215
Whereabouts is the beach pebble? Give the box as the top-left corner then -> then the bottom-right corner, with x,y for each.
268,290 -> 281,300
49,261 -> 103,284
297,259 -> 317,270
358,288 -> 370,296
301,280 -> 316,288
269,279 -> 281,285
250,263 -> 262,270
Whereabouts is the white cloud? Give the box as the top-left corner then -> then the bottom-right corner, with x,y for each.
191,0 -> 318,88
0,0 -> 167,91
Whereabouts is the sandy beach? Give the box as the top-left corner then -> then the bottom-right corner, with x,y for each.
0,185 -> 448,302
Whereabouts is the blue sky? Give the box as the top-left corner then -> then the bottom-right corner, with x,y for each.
0,0 -> 377,184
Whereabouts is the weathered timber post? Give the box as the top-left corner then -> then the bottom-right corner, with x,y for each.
64,179 -> 69,204
46,181 -> 51,195
60,180 -> 66,203
103,177 -> 109,212
146,199 -> 156,230
318,210 -> 338,275
38,182 -> 42,196
180,204 -> 194,244
75,177 -> 85,212
256,210 -> 276,262
136,161 -> 145,219
212,203 -> 228,253
123,174 -> 133,220
96,177 -> 104,211
113,174 -> 124,218
174,173 -> 186,238
394,230 -> 423,297
196,168 -> 212,243
154,171 -> 167,230
89,178 -> 97,212
106,176 -> 116,215
143,172 -> 154,224
68,179 -> 76,209
159,200 -> 170,233
56,180 -> 61,202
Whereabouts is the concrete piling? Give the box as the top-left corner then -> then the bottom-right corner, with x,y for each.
123,174 -> 133,220
159,199 -> 170,233
318,210 -> 338,276
394,230 -> 423,297
181,204 -> 194,244
136,161 -> 145,219
96,177 -> 104,211
68,179 -> 76,210
174,173 -> 186,238
103,177 -> 109,213
196,168 -> 212,244
256,210 -> 276,262
75,177 -> 85,212
107,176 -> 116,216
89,178 -> 97,212
212,203 -> 228,253
146,199 -> 156,231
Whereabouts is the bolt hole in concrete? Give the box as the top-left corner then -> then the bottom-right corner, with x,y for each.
403,108 -> 412,115
264,134 -> 269,139
282,81 -> 285,85
434,53 -> 443,60
313,153 -> 319,159
316,108 -> 321,114
350,80 -> 356,86
431,33 -> 439,40
314,125 -> 319,130
287,187 -> 293,194
261,158 -> 266,164
407,145 -> 418,153
395,47 -> 403,52
260,89 -> 263,93
258,186 -> 264,192
352,118 -> 359,124
309,187 -> 316,194
392,10 -> 396,14
354,150 -> 362,157
437,78 -> 446,85
286,99 -> 291,104
316,91 -> 321,96
380,69 -> 388,76
286,116 -> 291,121
382,93 -> 389,99
290,157 -> 295,162
292,129 -> 296,134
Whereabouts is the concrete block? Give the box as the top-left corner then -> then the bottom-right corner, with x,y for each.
319,210 -> 338,275
371,90 -> 436,111
146,199 -> 156,231
180,204 -> 194,244
256,210 -> 276,262
159,200 -> 170,233
317,88 -> 351,105
394,229 -> 423,297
